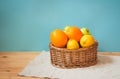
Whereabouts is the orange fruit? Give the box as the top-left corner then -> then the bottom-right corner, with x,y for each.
64,26 -> 83,42
80,35 -> 95,48
50,29 -> 68,48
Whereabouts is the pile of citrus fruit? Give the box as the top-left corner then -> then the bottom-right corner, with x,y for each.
50,26 -> 96,49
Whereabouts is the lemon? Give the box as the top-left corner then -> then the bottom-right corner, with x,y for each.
67,39 -> 79,49
64,26 -> 71,31
80,35 -> 95,48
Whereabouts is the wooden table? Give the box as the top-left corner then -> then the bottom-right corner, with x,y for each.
0,52 -> 120,79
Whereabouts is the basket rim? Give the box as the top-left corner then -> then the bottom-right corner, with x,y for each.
49,41 -> 98,51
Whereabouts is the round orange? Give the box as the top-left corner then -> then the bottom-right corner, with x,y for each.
64,26 -> 83,42
50,29 -> 68,48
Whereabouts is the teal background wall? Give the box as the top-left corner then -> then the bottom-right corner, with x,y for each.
0,0 -> 120,52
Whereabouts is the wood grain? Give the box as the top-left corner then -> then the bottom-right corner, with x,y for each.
0,52 -> 120,79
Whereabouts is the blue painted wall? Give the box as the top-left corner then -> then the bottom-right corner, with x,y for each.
0,0 -> 120,52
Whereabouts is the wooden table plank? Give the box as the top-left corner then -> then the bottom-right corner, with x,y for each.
98,52 -> 120,56
0,52 -> 120,79
0,52 -> 40,79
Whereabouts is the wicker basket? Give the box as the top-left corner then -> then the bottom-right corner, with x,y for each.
49,41 -> 98,68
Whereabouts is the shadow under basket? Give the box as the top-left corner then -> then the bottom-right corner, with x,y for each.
49,41 -> 98,68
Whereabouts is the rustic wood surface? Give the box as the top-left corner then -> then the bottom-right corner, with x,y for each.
0,52 -> 120,79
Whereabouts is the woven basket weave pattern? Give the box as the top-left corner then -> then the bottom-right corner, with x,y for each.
49,41 -> 98,68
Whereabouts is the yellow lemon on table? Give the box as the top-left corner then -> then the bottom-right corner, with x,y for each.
67,39 -> 79,49
80,35 -> 95,48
